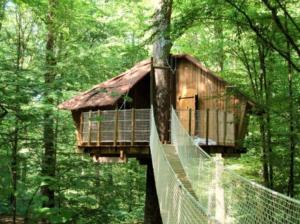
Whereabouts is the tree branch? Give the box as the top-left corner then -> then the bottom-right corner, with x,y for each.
261,0 -> 300,58
224,0 -> 300,72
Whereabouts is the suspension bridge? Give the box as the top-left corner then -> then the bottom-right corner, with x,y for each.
150,107 -> 300,224
59,55 -> 300,224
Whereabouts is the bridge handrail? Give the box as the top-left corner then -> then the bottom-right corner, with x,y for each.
150,108 -> 219,224
171,107 -> 300,224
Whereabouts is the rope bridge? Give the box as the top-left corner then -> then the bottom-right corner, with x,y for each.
150,108 -> 300,224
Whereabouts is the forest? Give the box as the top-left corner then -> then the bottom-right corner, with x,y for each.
0,0 -> 299,223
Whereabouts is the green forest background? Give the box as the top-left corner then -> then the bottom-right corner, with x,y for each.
0,0 -> 299,223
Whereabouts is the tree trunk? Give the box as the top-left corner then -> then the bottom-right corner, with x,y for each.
10,8 -> 25,223
41,0 -> 57,208
287,61 -> 295,197
145,1 -> 173,222
144,161 -> 162,224
0,0 -> 6,31
285,10 -> 296,197
153,0 -> 173,142
258,42 -> 273,188
259,117 -> 270,187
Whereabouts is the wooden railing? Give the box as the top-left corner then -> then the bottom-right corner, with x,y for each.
79,108 -> 236,147
176,109 -> 236,146
80,109 -> 151,146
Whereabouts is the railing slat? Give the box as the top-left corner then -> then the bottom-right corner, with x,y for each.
114,109 -> 118,146
131,108 -> 135,146
206,109 -> 209,145
97,110 -> 101,146
88,110 -> 92,146
188,108 -> 192,135
80,112 -> 83,145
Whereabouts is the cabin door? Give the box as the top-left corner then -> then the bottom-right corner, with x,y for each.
177,95 -> 197,135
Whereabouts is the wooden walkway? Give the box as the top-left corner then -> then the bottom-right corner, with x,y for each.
163,144 -> 197,199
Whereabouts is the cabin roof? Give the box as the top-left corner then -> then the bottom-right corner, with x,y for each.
59,54 -> 255,111
59,59 -> 151,110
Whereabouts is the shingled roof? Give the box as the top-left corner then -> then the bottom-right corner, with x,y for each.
59,54 -> 255,111
59,59 -> 151,110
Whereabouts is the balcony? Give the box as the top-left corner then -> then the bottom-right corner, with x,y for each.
78,108 -> 237,150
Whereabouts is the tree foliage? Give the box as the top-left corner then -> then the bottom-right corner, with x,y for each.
0,0 -> 299,223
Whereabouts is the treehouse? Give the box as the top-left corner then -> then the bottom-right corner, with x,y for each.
59,54 -> 257,160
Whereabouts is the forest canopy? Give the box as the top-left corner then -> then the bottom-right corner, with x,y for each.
0,0 -> 299,223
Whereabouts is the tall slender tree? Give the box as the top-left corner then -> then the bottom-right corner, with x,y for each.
41,0 -> 57,208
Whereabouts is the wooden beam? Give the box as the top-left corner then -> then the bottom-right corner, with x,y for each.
88,111 -> 92,146
114,109 -> 119,146
79,112 -> 83,144
206,109 -> 209,145
150,57 -> 154,106
153,65 -> 170,70
131,108 -> 135,146
188,108 -> 192,136
223,111 -> 227,145
97,110 -> 101,146
216,109 -> 219,145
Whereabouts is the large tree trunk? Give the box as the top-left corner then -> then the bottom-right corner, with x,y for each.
41,0 -> 57,209
153,0 -> 173,142
144,162 -> 162,224
144,1 -> 173,223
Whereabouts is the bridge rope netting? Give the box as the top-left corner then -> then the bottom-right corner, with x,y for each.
150,107 -> 300,224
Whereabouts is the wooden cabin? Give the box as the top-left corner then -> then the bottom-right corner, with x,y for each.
59,54 -> 257,160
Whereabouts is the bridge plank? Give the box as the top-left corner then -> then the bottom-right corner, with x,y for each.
163,144 -> 198,199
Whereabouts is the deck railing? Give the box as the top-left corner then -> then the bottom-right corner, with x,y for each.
80,109 -> 151,146
177,109 -> 236,146
79,108 -> 236,147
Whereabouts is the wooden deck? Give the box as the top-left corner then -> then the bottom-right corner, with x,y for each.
78,108 -> 238,147
76,108 -> 246,158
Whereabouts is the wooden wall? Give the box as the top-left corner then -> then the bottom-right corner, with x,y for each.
175,58 -> 249,146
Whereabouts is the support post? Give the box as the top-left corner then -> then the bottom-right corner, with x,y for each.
144,160 -> 162,224
223,111 -> 227,145
216,109 -> 219,144
188,108 -> 192,136
131,108 -> 135,146
97,110 -> 101,146
206,109 -> 209,145
79,112 -> 83,144
114,109 -> 118,146
88,111 -> 92,145
150,57 -> 154,106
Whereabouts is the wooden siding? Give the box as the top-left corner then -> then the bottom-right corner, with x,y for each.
175,59 -> 248,147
